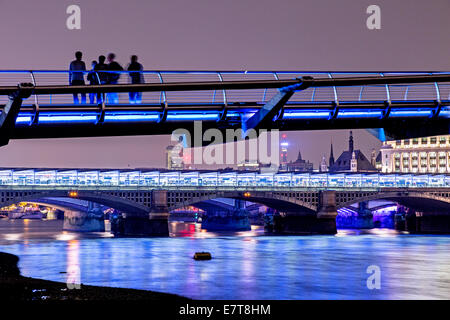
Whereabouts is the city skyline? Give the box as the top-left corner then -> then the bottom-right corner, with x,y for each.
0,130 -> 381,170
0,0 -> 448,170
0,0 -> 449,305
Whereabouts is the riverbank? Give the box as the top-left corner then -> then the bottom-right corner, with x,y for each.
0,252 -> 189,301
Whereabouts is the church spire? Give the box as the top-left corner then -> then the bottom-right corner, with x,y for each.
349,131 -> 354,153
329,140 -> 335,167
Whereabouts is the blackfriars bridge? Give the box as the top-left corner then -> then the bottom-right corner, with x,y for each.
2,168 -> 450,235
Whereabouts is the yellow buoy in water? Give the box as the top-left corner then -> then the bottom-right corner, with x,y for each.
193,252 -> 212,260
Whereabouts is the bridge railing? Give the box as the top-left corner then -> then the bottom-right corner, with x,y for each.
2,70 -> 450,125
0,169 -> 449,189
1,70 -> 450,106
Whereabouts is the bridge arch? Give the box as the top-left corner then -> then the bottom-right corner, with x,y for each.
337,191 -> 450,212
168,190 -> 318,214
0,190 -> 150,215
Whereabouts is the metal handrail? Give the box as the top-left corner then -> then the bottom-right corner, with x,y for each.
2,70 -> 450,129
2,73 -> 450,95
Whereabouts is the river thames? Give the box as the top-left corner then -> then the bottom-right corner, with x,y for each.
0,219 -> 449,300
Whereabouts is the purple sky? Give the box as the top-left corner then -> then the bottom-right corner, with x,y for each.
0,0 -> 449,169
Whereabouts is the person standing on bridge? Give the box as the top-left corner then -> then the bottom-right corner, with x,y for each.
106,53 -> 123,104
94,55 -> 108,103
87,61 -> 99,104
127,55 -> 144,104
69,51 -> 86,104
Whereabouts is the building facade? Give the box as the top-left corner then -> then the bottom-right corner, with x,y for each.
328,131 -> 378,173
286,152 -> 314,172
280,133 -> 289,171
165,145 -> 184,170
380,135 -> 450,173
237,160 -> 260,171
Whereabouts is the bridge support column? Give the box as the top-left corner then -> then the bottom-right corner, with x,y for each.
111,190 -> 169,237
315,190 -> 338,234
354,202 -> 374,229
63,204 -> 105,232
271,191 -> 337,235
201,199 -> 251,231
273,214 -> 337,235
114,212 -> 169,237
406,211 -> 450,234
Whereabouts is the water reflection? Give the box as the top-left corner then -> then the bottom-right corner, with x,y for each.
0,220 -> 449,299
66,240 -> 80,289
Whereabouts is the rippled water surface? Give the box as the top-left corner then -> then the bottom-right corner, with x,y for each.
0,219 -> 449,299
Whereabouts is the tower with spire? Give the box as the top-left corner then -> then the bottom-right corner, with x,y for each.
285,147 -> 313,172
280,133 -> 288,170
329,140 -> 335,167
349,131 -> 354,153
328,131 -> 378,173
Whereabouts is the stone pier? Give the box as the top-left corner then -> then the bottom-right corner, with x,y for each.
111,190 -> 169,237
63,202 -> 105,232
353,202 -> 374,229
201,199 -> 251,231
272,191 -> 337,235
406,211 -> 450,234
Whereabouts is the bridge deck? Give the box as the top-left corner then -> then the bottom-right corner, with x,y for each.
0,168 -> 449,189
1,70 -> 450,140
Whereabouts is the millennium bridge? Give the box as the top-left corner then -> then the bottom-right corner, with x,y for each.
1,168 -> 450,235
1,71 -> 450,145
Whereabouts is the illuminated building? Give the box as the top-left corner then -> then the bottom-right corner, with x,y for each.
286,151 -> 313,172
237,160 -> 260,171
380,135 -> 450,173
280,134 -> 288,170
320,156 -> 328,172
166,145 -> 184,170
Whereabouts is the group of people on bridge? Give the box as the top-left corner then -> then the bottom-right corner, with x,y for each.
69,51 -> 144,105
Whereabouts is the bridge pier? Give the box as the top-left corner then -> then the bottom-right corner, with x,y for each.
406,211 -> 450,234
272,191 -> 337,235
273,214 -> 337,235
112,213 -> 169,237
201,199 -> 251,231
111,190 -> 169,237
63,202 -> 105,232
353,202 -> 374,229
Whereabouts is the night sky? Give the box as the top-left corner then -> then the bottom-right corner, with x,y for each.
0,0 -> 449,169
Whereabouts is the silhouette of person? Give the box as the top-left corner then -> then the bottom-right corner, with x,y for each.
95,55 -> 108,84
94,55 -> 108,103
69,51 -> 86,104
106,53 -> 123,104
87,61 -> 99,104
127,55 -> 144,104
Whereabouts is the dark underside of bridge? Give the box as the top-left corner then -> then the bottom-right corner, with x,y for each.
391,197 -> 450,211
